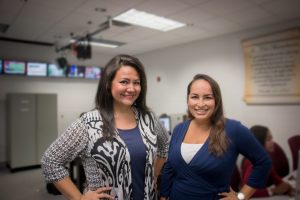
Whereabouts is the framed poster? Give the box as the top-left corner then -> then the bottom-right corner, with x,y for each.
242,27 -> 300,104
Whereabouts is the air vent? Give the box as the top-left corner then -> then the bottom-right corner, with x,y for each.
0,23 -> 10,33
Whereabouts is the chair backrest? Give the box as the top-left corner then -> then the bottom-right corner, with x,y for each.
269,142 -> 290,177
295,150 -> 300,200
288,135 -> 300,170
230,164 -> 241,191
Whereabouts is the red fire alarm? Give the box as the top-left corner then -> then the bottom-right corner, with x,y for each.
156,76 -> 161,82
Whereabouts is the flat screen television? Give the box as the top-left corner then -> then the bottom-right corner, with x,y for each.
47,63 -> 66,77
85,66 -> 102,80
67,64 -> 85,78
0,59 -> 2,74
159,116 -> 171,133
3,60 -> 26,75
27,62 -> 47,77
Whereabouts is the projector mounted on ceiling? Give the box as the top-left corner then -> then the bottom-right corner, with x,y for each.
56,17 -> 126,59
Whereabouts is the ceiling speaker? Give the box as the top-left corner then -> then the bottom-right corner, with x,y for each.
56,57 -> 68,68
76,43 -> 92,59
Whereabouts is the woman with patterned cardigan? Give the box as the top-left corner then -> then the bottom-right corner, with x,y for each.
42,54 -> 169,200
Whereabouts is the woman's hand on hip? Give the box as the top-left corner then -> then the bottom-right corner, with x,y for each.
218,187 -> 238,200
80,187 -> 115,200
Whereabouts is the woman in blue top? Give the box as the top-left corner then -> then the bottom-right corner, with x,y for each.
160,74 -> 272,200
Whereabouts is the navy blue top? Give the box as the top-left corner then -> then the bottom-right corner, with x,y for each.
118,126 -> 146,200
160,119 -> 272,200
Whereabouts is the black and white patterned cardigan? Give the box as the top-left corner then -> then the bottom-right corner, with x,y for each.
41,108 -> 169,200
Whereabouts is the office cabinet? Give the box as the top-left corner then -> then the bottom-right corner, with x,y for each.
7,93 -> 58,170
36,94 -> 58,161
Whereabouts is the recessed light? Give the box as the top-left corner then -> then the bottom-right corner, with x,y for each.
113,9 -> 186,32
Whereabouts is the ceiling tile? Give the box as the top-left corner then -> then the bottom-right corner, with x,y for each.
223,6 -> 273,24
198,0 -> 256,16
262,0 -> 300,19
0,0 -> 25,24
170,6 -> 217,25
135,0 -> 190,16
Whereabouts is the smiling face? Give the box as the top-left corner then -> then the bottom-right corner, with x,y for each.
111,65 -> 141,108
187,79 -> 215,123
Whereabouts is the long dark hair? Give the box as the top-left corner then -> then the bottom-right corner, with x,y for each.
95,54 -> 150,138
187,74 -> 228,156
250,125 -> 269,146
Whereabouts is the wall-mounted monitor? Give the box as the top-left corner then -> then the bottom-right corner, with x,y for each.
85,66 -> 102,80
27,62 -> 47,77
159,116 -> 171,133
67,64 -> 85,78
47,63 -> 66,77
0,59 -> 2,74
3,60 -> 26,75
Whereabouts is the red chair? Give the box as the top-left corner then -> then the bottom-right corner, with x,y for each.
269,142 -> 290,177
288,135 -> 300,170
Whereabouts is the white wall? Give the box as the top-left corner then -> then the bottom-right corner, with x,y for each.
139,19 -> 300,171
0,100 -> 5,162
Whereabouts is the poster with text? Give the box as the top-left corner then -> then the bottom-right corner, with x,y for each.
242,28 -> 300,104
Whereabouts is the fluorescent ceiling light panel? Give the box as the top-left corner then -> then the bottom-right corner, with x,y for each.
90,41 -> 119,48
113,9 -> 186,31
70,39 -> 125,48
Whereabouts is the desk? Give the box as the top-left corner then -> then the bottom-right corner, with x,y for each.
252,171 -> 297,200
252,196 -> 294,200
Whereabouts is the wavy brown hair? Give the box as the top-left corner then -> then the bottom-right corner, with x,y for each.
95,54 -> 150,138
187,74 -> 229,156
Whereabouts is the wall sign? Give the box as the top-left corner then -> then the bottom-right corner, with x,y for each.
243,28 -> 300,104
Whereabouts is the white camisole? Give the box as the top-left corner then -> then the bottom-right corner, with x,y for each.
181,143 -> 203,164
